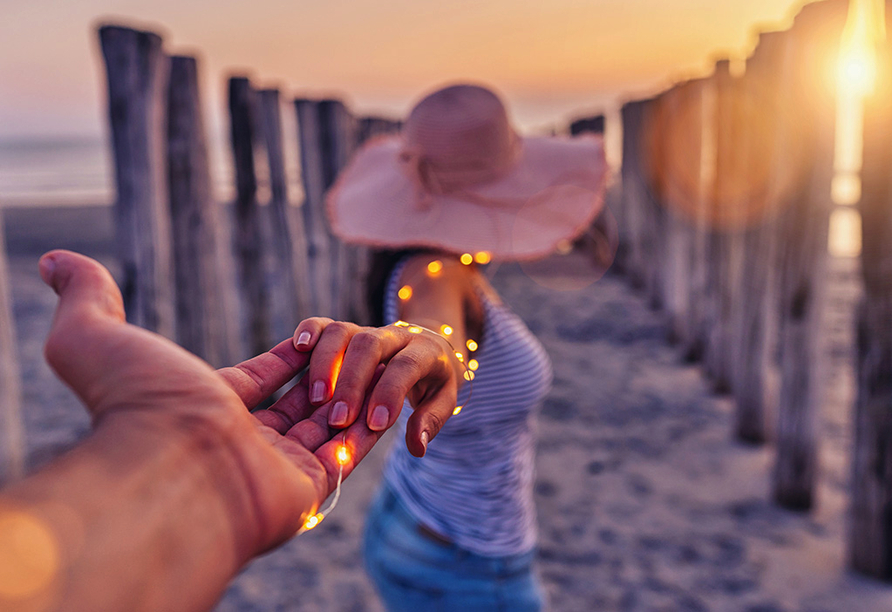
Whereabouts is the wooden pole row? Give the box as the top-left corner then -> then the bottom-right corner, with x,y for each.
99,25 -> 400,367
614,0 -> 892,581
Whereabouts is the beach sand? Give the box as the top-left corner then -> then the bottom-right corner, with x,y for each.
5,204 -> 892,611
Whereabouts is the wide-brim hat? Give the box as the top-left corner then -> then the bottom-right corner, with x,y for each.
327,84 -> 610,261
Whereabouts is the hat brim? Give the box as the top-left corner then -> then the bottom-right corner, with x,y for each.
327,134 -> 610,261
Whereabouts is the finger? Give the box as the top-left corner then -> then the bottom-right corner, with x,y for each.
283,402 -> 336,452
39,250 -> 128,404
217,338 -> 309,410
306,321 -> 362,406
327,327 -> 404,428
365,341 -> 452,434
313,422 -> 385,495
404,384 -> 458,458
293,317 -> 334,352
251,377 -> 315,434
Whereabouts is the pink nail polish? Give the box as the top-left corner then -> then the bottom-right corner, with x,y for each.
421,431 -> 429,452
330,402 -> 349,426
369,405 -> 389,430
311,380 -> 326,403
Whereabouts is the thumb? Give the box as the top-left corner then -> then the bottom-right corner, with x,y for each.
40,250 -> 126,406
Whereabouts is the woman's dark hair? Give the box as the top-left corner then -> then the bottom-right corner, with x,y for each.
366,248 -> 423,326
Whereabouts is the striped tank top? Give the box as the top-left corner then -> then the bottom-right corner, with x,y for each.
381,257 -> 553,557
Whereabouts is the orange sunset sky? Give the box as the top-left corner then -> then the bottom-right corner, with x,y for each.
1,0 -> 813,141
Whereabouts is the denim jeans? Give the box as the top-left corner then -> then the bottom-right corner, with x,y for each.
362,483 -> 545,612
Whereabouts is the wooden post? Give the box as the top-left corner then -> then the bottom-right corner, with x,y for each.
772,0 -> 847,510
850,2 -> 892,579
729,31 -> 787,443
229,76 -> 270,358
672,78 -> 710,361
166,55 -> 232,367
317,100 -> 359,321
257,89 -> 312,337
650,86 -> 694,345
703,59 -> 741,394
98,25 -> 175,337
620,100 -> 648,289
294,99 -> 332,317
0,215 -> 24,484
640,95 -> 667,310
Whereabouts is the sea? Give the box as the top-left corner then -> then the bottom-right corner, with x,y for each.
0,138 -> 114,208
0,136 -> 270,209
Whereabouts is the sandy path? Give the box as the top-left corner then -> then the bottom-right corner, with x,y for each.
6,206 -> 892,611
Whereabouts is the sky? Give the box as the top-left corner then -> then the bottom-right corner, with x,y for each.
0,0 -> 813,142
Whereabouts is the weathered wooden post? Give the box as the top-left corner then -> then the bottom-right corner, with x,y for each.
294,99 -> 332,317
98,25 -> 175,337
653,84 -> 695,346
166,55 -> 233,367
850,2 -> 892,579
772,0 -> 847,510
704,59 -> 740,393
0,217 -> 24,484
620,100 -> 648,289
318,100 -> 359,321
729,30 -> 787,444
229,76 -> 271,358
640,94 -> 668,311
257,88 -> 312,337
673,77 -> 711,361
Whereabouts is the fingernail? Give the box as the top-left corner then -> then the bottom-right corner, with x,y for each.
369,405 -> 390,430
421,431 -> 429,453
330,401 -> 349,426
296,331 -> 311,347
311,380 -> 326,404
38,256 -> 56,286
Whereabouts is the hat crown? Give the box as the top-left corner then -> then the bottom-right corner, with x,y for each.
403,85 -> 517,182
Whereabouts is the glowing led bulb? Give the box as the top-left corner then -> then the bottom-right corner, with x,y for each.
468,359 -> 479,371
408,326 -> 423,334
460,253 -> 473,265
474,251 -> 491,264
398,285 -> 413,301
336,445 -> 350,466
303,512 -> 324,531
466,339 -> 478,352
454,351 -> 464,362
463,371 -> 475,381
394,321 -> 409,327
427,260 -> 443,276
453,406 -> 463,415
440,324 -> 453,336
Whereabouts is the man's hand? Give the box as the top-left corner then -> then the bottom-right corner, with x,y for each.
39,250 -> 383,557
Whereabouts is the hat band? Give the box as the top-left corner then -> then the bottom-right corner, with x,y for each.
399,133 -> 521,208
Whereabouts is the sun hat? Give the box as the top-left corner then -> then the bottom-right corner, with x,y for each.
326,84 -> 610,261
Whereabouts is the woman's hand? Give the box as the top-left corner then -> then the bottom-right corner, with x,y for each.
293,317 -> 460,458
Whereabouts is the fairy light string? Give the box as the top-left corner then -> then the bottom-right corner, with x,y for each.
299,253 -> 484,534
298,434 -> 350,534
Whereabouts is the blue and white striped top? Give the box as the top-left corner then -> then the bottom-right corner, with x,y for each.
381,257 -> 553,557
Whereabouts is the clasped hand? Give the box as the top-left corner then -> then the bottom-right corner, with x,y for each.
39,250 -> 460,560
